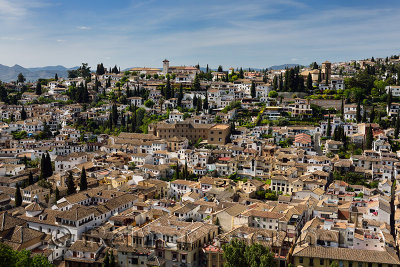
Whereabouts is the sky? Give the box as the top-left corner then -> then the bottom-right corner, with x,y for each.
0,0 -> 399,69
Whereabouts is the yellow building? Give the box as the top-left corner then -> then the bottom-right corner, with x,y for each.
292,245 -> 400,267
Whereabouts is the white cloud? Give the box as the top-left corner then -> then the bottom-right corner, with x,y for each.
77,26 -> 91,30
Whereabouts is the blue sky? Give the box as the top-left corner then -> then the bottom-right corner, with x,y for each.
0,0 -> 399,69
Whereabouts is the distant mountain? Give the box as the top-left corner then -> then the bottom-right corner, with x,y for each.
0,64 -> 78,82
268,64 -> 301,70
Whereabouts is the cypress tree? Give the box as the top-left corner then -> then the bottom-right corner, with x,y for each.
203,93 -> 209,110
165,76 -> 171,99
111,104 -> 118,126
365,126 -> 373,149
177,83 -> 183,106
94,76 -> 99,92
193,95 -> 198,107
250,81 -> 256,98
370,106 -> 375,123
109,250 -> 116,267
40,154 -> 46,179
362,108 -> 367,123
131,103 -> 137,132
80,167 -> 88,191
356,101 -> 362,123
28,171 -> 34,185
273,76 -> 278,91
21,106 -> 27,120
55,73 -> 58,80
395,113 -> 400,139
15,184 -> 22,207
340,98 -> 344,120
193,74 -> 201,91
239,68 -> 244,79
55,187 -> 60,202
326,115 -> 331,137
196,97 -> 202,113
46,152 -> 53,177
306,73 -> 313,91
387,90 -> 393,110
103,251 -> 110,267
183,161 -> 188,179
66,171 -> 76,195
83,82 -> 89,103
317,69 -> 322,84
174,163 -> 180,180
36,82 -> 42,95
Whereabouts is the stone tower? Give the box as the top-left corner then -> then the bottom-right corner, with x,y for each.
163,59 -> 169,74
322,60 -> 331,81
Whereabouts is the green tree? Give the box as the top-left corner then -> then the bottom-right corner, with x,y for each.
66,171 -> 76,195
244,243 -> 276,267
356,101 -> 362,123
0,85 -> 7,102
370,105 -> 375,123
177,83 -> 184,106
103,251 -> 110,267
111,104 -> 118,126
0,243 -> 53,267
80,167 -> 87,191
365,126 -> 373,149
317,69 -> 322,83
395,112 -> 400,139
144,99 -> 154,108
326,115 -> 331,137
21,106 -> 27,120
109,250 -> 116,267
251,81 -> 256,98
45,152 -> 53,177
36,82 -> 42,95
218,65 -> 223,72
78,63 -> 91,78
203,93 -> 209,110
196,97 -> 202,113
15,184 -> 22,207
340,98 -> 344,120
28,171 -> 34,185
223,240 -> 276,267
17,73 -> 26,83
306,73 -> 313,91
55,187 -> 60,202
193,74 -> 201,91
165,76 -> 171,99
268,90 -> 278,98
40,154 -> 46,179
387,89 -> 393,110
222,239 -> 247,267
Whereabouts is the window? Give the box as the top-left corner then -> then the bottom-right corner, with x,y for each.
320,259 -> 324,265
299,257 -> 303,264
